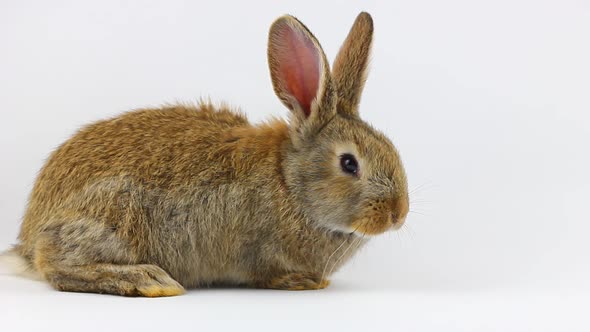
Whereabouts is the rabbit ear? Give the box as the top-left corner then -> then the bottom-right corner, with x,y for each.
268,15 -> 334,132
332,12 -> 374,117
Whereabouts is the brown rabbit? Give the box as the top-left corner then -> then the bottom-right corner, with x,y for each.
3,12 -> 408,297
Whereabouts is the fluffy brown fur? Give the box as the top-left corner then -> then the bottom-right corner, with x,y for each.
8,12 -> 409,297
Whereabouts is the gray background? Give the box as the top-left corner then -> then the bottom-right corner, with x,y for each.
1,0 -> 588,330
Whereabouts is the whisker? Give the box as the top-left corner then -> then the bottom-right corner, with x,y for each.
327,232 -> 366,278
409,210 -> 428,216
408,182 -> 438,196
408,199 -> 432,204
320,234 -> 351,284
408,183 -> 429,195
408,203 -> 431,210
403,223 -> 416,239
320,224 -> 362,284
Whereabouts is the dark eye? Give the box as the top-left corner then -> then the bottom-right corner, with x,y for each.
340,153 -> 359,175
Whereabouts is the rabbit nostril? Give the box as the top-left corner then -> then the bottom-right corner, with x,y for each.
390,214 -> 398,224
389,213 -> 407,230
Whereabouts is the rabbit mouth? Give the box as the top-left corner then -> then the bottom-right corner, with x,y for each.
390,215 -> 407,231
349,196 -> 409,235
350,217 -> 394,235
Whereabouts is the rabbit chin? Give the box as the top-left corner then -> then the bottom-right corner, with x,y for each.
322,223 -> 379,237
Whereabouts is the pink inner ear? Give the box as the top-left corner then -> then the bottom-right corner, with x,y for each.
274,23 -> 320,117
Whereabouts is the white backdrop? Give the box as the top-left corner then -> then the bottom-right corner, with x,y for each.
1,0 -> 589,331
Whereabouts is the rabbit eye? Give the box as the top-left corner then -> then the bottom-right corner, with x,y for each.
340,154 -> 359,175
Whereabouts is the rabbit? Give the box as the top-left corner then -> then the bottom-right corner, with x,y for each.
3,12 -> 409,297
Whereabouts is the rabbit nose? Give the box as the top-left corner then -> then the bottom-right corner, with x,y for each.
390,195 -> 409,229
